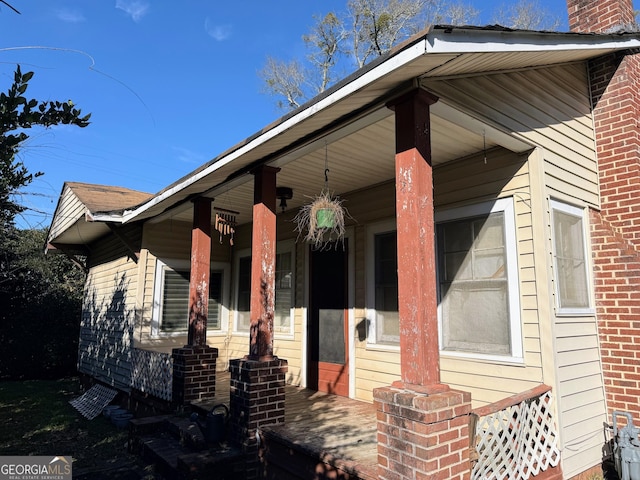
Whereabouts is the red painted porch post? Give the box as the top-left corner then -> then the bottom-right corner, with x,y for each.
172,196 -> 218,406
188,196 -> 212,346
388,88 -> 442,388
229,165 -> 288,479
374,88 -> 471,480
249,165 -> 280,359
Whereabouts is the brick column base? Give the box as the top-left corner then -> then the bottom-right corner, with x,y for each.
229,357 -> 288,480
374,384 -> 472,480
171,345 -> 218,407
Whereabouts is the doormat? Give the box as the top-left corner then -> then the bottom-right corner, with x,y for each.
69,384 -> 118,420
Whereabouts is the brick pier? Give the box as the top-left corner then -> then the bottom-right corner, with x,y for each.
374,385 -> 472,480
171,345 -> 218,406
229,357 -> 288,479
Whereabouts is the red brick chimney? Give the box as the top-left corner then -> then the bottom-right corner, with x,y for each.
567,0 -> 636,32
569,0 -> 640,422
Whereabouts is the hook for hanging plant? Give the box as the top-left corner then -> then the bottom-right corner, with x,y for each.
323,142 -> 331,192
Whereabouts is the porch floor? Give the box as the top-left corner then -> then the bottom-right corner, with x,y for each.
196,370 -> 379,479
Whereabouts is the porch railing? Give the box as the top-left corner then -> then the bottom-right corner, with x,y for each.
131,348 -> 173,401
469,384 -> 560,480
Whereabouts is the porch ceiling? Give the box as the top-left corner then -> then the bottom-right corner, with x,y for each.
146,101 -> 514,227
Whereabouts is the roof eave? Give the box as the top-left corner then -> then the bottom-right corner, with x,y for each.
102,27 -> 640,225
427,25 -> 640,53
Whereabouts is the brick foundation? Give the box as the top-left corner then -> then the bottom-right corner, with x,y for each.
229,357 -> 288,480
171,345 -> 218,406
374,384 -> 472,480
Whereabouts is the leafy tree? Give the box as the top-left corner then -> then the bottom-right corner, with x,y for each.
259,0 -> 558,110
1,65 -> 91,229
0,66 -> 89,379
0,228 -> 85,379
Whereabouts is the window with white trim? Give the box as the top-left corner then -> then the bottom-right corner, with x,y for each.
234,242 -> 295,335
550,199 -> 593,314
152,259 -> 228,336
436,198 -> 522,360
366,220 -> 399,346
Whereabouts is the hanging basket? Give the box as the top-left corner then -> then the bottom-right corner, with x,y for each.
293,189 -> 348,250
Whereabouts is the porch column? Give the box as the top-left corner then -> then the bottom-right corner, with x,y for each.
373,88 -> 472,480
188,196 -> 212,346
388,88 -> 441,388
171,196 -> 218,407
229,165 -> 287,480
248,165 -> 280,359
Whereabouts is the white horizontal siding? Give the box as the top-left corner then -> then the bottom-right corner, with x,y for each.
49,186 -> 85,242
80,234 -> 140,391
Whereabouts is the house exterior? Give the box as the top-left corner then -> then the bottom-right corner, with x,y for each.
46,2 -> 640,478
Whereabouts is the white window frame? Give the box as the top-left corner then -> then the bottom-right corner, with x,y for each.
435,197 -> 523,363
365,219 -> 400,350
233,241 -> 296,338
549,199 -> 594,316
151,258 -> 230,337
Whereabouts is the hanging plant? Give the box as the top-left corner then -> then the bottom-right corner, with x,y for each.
293,188 -> 348,250
294,145 -> 353,249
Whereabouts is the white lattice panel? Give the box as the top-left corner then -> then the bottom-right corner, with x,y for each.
69,383 -> 118,419
472,391 -> 560,480
131,348 -> 173,401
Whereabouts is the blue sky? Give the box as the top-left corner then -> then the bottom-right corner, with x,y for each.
2,0 -> 573,229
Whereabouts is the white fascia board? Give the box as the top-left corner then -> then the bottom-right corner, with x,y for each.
427,28 -> 640,53
118,38 -> 430,225
86,210 -> 122,223
87,209 -> 129,223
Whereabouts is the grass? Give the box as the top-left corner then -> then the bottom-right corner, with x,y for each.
0,377 -> 146,476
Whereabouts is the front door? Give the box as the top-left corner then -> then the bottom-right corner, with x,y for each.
308,241 -> 349,396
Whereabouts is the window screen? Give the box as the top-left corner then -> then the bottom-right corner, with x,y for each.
236,252 -> 293,333
374,231 -> 399,344
161,268 -> 223,332
552,203 -> 589,310
437,212 -> 511,355
236,256 -> 252,331
274,251 -> 292,331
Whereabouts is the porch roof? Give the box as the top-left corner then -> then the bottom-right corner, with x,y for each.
46,25 -> 640,248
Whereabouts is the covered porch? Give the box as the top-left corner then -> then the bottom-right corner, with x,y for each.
131,370 -> 560,480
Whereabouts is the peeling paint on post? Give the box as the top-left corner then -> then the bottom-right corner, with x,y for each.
188,197 -> 212,346
249,165 -> 280,359
387,88 -> 441,387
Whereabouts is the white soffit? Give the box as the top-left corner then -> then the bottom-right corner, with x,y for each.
429,100 -> 532,153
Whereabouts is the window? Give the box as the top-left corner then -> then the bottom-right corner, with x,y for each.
366,220 -> 399,346
152,259 -> 228,336
436,198 -> 522,360
274,249 -> 293,333
234,243 -> 294,335
550,200 -> 592,314
236,255 -> 252,331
